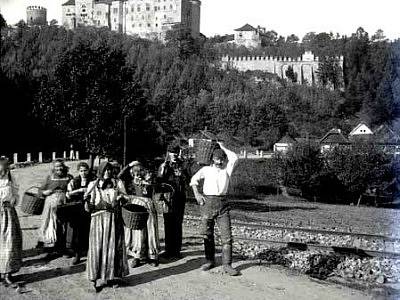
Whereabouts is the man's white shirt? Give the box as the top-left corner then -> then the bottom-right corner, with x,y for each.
190,144 -> 238,196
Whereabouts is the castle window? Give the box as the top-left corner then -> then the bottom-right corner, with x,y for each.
156,23 -> 158,27
113,8 -> 118,14
97,11 -> 101,16
170,4 -> 173,9
131,6 -> 134,12
164,5 -> 166,10
164,14 -> 166,19
137,5 -> 141,12
146,4 -> 150,11
147,23 -> 151,27
139,23 -> 142,27
82,8 -> 86,13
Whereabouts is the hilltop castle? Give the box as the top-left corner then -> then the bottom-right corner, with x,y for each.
26,6 -> 47,26
61,0 -> 201,40
221,51 -> 344,86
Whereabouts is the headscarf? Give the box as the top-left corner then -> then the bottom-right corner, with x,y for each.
0,156 -> 11,180
52,159 -> 69,178
97,161 -> 115,190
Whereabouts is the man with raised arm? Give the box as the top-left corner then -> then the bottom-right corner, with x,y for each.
190,142 -> 239,276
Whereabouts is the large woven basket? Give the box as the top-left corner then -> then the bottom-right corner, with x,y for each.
122,204 -> 149,230
196,139 -> 218,165
21,186 -> 45,215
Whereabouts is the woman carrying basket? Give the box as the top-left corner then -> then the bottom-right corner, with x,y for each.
118,161 -> 160,268
0,157 -> 22,286
36,159 -> 73,257
85,162 -> 128,293
65,162 -> 94,265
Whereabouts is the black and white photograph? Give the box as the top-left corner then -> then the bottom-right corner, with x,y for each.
0,0 -> 399,299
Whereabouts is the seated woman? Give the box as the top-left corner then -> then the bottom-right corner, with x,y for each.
118,161 -> 160,268
0,157 -> 22,285
37,159 -> 73,257
65,162 -> 94,265
85,162 -> 128,293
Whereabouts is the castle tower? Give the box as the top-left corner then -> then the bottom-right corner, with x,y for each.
62,0 -> 76,29
26,6 -> 47,26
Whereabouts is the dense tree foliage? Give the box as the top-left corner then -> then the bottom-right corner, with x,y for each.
0,23 -> 399,163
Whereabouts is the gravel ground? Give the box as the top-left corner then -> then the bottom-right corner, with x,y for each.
0,161 -> 395,299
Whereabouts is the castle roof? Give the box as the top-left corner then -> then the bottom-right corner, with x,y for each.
62,0 -> 75,6
234,24 -> 257,32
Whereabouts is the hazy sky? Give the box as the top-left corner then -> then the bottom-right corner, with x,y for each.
0,0 -> 399,39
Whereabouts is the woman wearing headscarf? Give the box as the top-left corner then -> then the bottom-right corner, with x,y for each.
85,162 -> 129,292
0,157 -> 22,285
65,162 -> 95,265
118,161 -> 160,268
36,159 -> 73,256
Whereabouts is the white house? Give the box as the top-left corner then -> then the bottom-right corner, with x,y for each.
349,122 -> 374,138
231,24 -> 264,48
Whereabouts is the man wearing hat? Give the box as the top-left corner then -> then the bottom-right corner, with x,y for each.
158,144 -> 191,258
190,142 -> 239,276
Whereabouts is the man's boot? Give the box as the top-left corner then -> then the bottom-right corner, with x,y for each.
222,243 -> 239,276
200,238 -> 215,271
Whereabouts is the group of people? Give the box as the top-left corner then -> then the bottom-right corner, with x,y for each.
0,141 -> 240,293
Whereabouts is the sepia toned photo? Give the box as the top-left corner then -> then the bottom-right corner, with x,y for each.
0,0 -> 399,299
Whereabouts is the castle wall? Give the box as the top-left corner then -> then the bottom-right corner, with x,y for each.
221,51 -> 343,86
75,0 -> 94,26
62,4 -> 76,29
61,0 -> 200,40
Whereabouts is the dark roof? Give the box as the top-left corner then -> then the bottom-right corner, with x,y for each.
234,24 -> 257,32
276,135 -> 296,144
320,129 -> 349,144
62,0 -> 75,6
373,124 -> 400,144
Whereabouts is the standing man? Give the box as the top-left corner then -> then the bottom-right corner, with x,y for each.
190,142 -> 239,276
158,145 -> 190,259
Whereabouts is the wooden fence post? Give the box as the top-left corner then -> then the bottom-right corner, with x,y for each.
52,152 -> 56,161
27,153 -> 31,162
38,152 -> 43,163
13,153 -> 18,164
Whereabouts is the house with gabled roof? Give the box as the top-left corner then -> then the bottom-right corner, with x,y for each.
231,23 -> 265,48
319,128 -> 350,153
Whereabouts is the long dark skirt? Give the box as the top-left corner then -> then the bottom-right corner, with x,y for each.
0,206 -> 22,274
65,206 -> 90,255
87,210 -> 128,282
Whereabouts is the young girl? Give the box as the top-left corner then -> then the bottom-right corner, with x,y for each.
85,162 -> 128,292
65,162 -> 94,265
118,161 -> 160,268
0,157 -> 22,285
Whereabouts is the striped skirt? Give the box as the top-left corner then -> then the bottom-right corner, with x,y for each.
87,210 -> 128,282
125,197 -> 160,260
0,206 -> 22,274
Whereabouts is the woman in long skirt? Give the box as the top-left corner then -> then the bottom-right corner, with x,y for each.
36,159 -> 72,256
0,157 -> 22,285
85,162 -> 128,292
65,162 -> 94,265
118,161 -> 160,268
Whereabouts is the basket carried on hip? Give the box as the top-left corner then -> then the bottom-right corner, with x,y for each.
195,139 -> 219,165
122,203 -> 149,230
21,186 -> 45,215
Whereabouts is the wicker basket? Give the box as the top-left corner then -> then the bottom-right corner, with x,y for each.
21,186 -> 45,215
122,204 -> 149,230
195,139 -> 218,165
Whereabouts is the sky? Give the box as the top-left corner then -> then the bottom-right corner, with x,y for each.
0,0 -> 399,40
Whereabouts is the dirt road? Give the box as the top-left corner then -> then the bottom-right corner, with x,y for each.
0,162 -> 373,299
